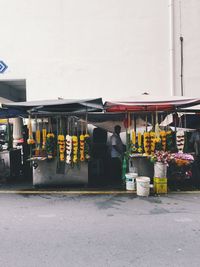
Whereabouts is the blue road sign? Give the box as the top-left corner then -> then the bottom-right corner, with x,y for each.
0,61 -> 8,73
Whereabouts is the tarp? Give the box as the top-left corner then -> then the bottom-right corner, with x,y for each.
0,97 -> 13,104
0,109 -> 26,119
104,95 -> 200,112
79,112 -> 151,133
0,98 -> 27,118
2,98 -> 104,114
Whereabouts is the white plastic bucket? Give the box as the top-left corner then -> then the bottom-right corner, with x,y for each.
125,173 -> 138,191
136,176 -> 151,196
154,162 -> 167,178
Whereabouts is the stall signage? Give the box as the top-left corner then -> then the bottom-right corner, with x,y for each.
0,60 -> 8,73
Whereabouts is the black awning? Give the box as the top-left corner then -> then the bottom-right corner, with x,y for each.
2,98 -> 103,114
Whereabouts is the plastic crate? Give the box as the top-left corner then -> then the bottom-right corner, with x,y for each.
154,177 -> 167,194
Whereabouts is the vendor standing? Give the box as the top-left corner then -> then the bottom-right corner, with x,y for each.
190,128 -> 200,156
110,125 -> 124,184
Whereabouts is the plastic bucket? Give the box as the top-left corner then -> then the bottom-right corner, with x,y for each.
136,176 -> 151,196
154,162 -> 167,178
125,173 -> 138,191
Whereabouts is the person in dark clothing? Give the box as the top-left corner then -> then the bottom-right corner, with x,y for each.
109,125 -> 124,184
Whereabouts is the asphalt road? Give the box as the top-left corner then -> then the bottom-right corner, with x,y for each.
0,192 -> 200,267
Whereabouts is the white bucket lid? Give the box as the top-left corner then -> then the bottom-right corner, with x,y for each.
125,173 -> 138,179
136,176 -> 150,182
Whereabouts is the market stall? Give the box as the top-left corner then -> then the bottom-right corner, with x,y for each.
2,98 -> 103,187
104,95 -> 200,193
1,95 -> 200,191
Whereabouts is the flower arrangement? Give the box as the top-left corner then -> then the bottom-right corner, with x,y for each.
35,129 -> 41,156
160,131 -> 167,151
58,134 -> 65,162
72,135 -> 78,163
176,130 -> 185,152
84,133 -> 90,160
137,132 -> 143,153
150,150 -> 172,164
79,134 -> 85,162
42,128 -> 47,149
46,133 -> 55,159
150,131 -> 156,154
66,134 -> 72,164
144,132 -> 150,155
131,131 -> 137,153
166,130 -> 174,151
27,116 -> 35,145
171,153 -> 194,166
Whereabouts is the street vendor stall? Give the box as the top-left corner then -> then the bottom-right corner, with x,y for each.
104,95 -> 200,193
1,95 -> 200,191
2,98 -> 103,187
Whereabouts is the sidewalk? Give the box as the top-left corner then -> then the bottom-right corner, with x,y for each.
0,182 -> 200,195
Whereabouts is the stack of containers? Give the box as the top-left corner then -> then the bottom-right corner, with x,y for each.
153,162 -> 168,194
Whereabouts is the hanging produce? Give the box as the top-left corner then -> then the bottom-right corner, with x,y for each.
66,134 -> 72,164
46,133 -> 55,159
58,134 -> 65,161
80,134 -> 85,161
144,132 -> 150,155
160,131 -> 167,151
27,116 -> 35,145
137,132 -> 143,153
176,130 -> 185,152
72,135 -> 78,163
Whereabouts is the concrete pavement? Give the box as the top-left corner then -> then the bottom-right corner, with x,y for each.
1,193 -> 200,266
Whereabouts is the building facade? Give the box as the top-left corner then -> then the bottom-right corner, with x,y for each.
0,0 -> 199,100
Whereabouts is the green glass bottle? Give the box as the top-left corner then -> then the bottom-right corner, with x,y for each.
122,157 -> 127,182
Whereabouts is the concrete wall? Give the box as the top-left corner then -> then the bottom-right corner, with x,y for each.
173,0 -> 200,97
0,0 -> 199,100
0,0 -> 171,100
0,83 -> 25,102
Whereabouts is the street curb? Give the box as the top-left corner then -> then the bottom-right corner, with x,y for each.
0,190 -> 200,195
0,190 -> 135,195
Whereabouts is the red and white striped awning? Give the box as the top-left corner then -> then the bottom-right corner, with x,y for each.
104,95 -> 200,112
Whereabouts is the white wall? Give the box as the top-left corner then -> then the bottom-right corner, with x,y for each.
173,0 -> 200,97
0,0 -> 174,100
